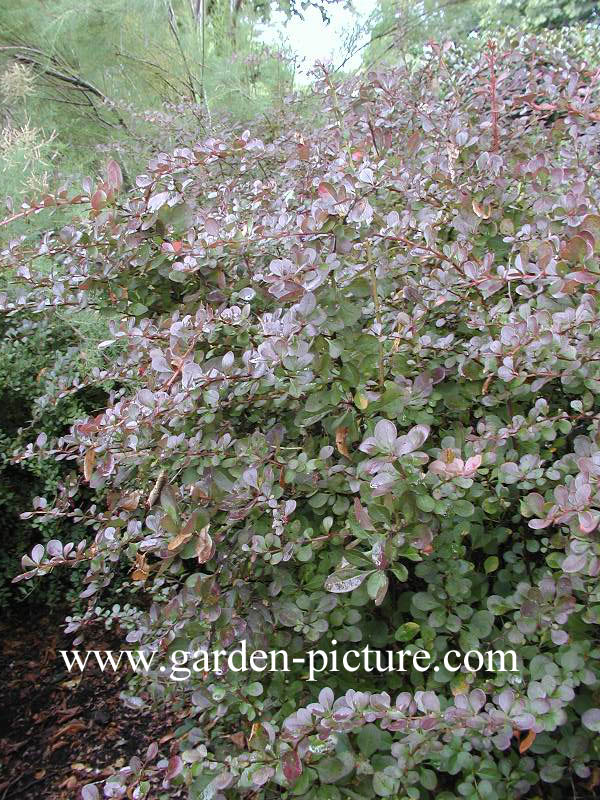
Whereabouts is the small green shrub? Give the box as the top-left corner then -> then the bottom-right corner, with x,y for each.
0,311 -> 117,607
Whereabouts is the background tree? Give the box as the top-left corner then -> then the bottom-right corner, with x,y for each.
361,0 -> 599,68
0,0 -> 303,199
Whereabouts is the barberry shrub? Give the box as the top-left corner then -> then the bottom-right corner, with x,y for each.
3,32 -> 600,800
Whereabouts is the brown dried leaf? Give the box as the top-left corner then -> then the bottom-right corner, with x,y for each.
472,199 -> 491,219
196,525 -> 214,564
229,732 -> 246,748
51,720 -> 87,741
519,729 -> 536,754
248,722 -> 261,743
586,767 -> 600,791
83,448 -> 96,482
146,469 -> 167,509
131,553 -> 149,582
442,448 -> 455,464
60,675 -> 82,689
169,511 -> 201,551
119,492 -> 141,511
168,529 -> 193,552
335,426 -> 350,457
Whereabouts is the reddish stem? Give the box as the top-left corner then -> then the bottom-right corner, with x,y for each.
487,43 -> 500,153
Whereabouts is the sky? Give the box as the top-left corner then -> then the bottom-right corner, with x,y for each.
258,0 -> 379,82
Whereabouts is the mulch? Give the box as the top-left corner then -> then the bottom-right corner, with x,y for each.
0,610 -> 183,800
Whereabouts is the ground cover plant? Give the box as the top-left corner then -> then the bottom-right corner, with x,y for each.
2,31 -> 600,800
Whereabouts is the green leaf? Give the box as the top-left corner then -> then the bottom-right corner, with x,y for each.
354,390 -> 369,410
391,564 -> 408,583
308,492 -> 329,508
160,485 -> 179,522
582,709 -> 600,732
419,768 -> 437,791
412,592 -> 441,612
416,493 -> 436,512
471,610 -> 494,638
394,622 -> 419,642
357,724 -> 391,758
373,772 -> 399,797
454,499 -> 475,517
325,567 -> 371,594
367,570 -> 389,606
316,755 -> 353,784
484,556 -> 499,574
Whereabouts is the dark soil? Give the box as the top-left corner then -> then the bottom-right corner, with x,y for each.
0,609 -> 181,800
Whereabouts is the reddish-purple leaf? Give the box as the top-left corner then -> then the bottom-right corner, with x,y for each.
282,750 -> 303,782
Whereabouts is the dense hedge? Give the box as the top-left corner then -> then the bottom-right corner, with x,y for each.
0,314 -> 106,607
3,33 -> 600,800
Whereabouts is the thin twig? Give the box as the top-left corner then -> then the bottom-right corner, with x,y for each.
167,2 -> 199,103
